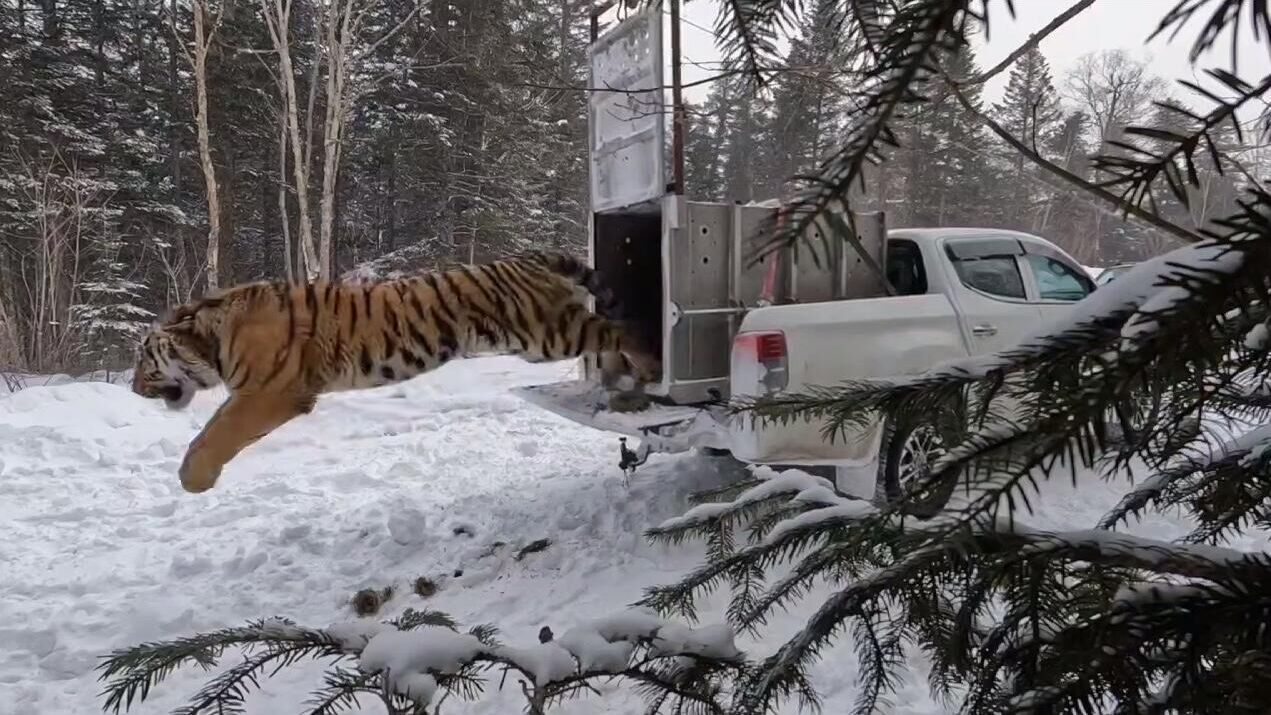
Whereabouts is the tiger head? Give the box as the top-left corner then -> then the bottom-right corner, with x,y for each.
131,304 -> 222,410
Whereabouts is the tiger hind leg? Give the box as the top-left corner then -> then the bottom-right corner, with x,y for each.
597,351 -> 632,390
520,313 -> 661,385
583,315 -> 661,386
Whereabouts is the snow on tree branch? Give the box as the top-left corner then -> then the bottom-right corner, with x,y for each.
96,607 -> 743,715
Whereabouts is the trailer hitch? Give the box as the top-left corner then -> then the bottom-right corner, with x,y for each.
618,437 -> 651,480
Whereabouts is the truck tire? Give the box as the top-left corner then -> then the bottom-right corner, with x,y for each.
876,407 -> 962,516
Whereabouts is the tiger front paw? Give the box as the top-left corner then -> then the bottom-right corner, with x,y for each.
178,451 -> 223,493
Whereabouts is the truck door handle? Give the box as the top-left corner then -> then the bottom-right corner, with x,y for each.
972,324 -> 998,337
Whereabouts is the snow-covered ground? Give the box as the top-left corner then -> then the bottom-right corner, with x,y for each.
0,357 -> 1222,714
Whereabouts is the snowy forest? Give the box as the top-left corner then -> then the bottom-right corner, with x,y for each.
0,0 -> 1266,374
7,0 -> 1271,713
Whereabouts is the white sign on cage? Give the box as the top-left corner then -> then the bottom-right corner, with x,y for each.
587,6 -> 665,212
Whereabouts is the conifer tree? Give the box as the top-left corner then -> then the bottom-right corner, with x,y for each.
720,78 -> 771,204
762,0 -> 856,198
683,99 -> 722,200
891,44 -> 997,227
990,46 -> 1063,232
993,47 -> 1062,178
684,85 -> 734,201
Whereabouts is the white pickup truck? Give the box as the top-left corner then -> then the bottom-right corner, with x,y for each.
517,226 -> 1095,501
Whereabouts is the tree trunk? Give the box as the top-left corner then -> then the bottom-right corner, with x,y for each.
557,0 -> 569,79
192,0 -> 221,290
317,19 -> 343,280
278,116 -> 294,282
385,140 -> 397,252
261,0 -> 319,279
219,149 -> 236,283
166,0 -> 182,198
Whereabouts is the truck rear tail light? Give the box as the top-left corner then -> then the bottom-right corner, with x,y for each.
732,330 -> 788,394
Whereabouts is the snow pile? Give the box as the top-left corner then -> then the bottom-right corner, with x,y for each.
556,627 -> 633,673
648,622 -> 740,660
567,607 -> 740,663
1111,582 -> 1222,609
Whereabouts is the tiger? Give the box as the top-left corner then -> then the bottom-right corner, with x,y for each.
131,252 -> 661,494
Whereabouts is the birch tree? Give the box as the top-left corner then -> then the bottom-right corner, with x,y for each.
259,0 -> 320,279
259,0 -> 419,280
170,0 -> 225,290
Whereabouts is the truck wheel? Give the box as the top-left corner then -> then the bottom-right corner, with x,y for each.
877,412 -> 961,516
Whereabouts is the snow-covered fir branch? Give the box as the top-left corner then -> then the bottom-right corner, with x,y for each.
96,607 -> 744,715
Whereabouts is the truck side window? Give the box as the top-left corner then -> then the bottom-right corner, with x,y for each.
1025,254 -> 1093,301
951,256 -> 1026,299
885,240 -> 927,295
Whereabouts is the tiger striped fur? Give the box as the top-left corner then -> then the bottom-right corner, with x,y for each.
130,252 -> 660,493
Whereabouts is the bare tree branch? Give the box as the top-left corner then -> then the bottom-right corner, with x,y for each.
963,0 -> 1098,87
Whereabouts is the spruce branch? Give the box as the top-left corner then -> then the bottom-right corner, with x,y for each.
97,608 -> 743,715
97,619 -> 339,714
713,0 -> 787,84
1151,0 -> 1271,67
304,668 -> 379,715
650,470 -> 1271,713
1094,71 -> 1271,212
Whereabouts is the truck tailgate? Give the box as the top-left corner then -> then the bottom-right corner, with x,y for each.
513,380 -> 727,450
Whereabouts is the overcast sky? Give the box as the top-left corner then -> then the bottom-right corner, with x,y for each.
640,0 -> 1271,111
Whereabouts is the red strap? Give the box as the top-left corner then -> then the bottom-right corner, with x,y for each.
758,197 -> 788,304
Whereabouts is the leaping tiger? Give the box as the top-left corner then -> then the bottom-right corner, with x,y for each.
131,252 -> 661,493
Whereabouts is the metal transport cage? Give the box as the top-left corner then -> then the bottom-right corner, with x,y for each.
569,1 -> 891,408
